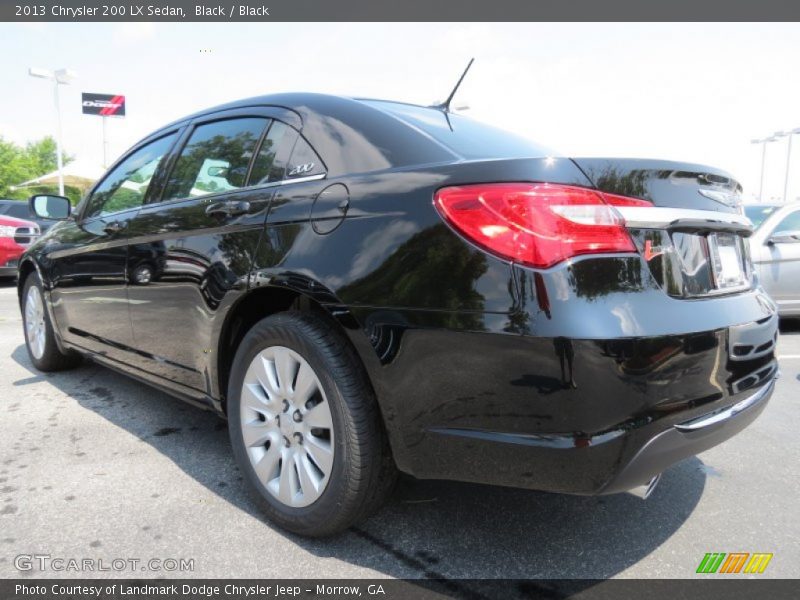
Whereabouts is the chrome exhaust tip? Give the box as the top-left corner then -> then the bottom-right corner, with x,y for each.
629,473 -> 662,500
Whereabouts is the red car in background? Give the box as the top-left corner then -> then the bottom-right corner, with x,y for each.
0,214 -> 40,279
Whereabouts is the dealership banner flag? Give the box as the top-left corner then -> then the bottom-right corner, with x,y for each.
82,93 -> 126,117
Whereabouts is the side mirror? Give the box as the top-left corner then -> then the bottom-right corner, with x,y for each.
767,230 -> 800,245
29,195 -> 71,220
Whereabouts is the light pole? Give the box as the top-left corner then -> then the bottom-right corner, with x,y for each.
751,136 -> 778,202
774,128 -> 800,204
28,67 -> 76,197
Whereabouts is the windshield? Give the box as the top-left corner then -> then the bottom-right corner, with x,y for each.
744,205 -> 779,229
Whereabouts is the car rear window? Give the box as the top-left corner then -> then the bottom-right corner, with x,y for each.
363,100 -> 552,160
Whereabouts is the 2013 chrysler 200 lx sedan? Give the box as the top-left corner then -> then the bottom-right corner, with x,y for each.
19,94 -> 779,536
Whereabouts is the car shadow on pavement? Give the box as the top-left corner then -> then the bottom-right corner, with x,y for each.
10,344 -> 706,587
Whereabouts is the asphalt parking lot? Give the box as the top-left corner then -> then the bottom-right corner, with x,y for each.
1,279 -> 798,581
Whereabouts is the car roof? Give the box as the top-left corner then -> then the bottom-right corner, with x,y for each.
144,93 -> 457,177
137,92 -> 550,178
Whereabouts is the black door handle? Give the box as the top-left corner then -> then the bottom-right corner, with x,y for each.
103,221 -> 126,235
205,200 -> 251,218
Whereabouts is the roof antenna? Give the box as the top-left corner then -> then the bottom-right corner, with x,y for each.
434,58 -> 475,113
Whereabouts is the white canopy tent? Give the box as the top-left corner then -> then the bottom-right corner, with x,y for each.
11,160 -> 105,193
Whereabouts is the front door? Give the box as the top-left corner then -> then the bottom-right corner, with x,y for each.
48,132 -> 178,360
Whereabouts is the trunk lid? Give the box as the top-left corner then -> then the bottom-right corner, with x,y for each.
571,157 -> 743,213
571,158 -> 752,298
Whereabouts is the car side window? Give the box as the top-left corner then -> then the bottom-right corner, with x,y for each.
84,133 -> 177,220
248,121 -> 298,185
162,118 -> 269,202
286,135 -> 326,180
773,210 -> 800,234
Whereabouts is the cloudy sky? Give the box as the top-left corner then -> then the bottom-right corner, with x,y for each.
2,22 -> 799,202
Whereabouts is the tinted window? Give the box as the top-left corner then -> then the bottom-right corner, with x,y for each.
163,118 -> 268,202
774,210 -> 800,234
2,202 -> 30,219
85,133 -> 176,219
286,136 -> 326,179
364,100 -> 552,160
249,121 -> 298,185
744,205 -> 779,228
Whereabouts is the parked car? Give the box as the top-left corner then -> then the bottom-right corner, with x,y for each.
18,94 -> 779,536
0,198 -> 55,233
744,204 -> 780,229
746,202 -> 800,317
0,214 -> 39,279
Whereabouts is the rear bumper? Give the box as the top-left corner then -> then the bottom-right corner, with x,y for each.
348,251 -> 781,494
600,375 -> 775,494
351,293 -> 779,495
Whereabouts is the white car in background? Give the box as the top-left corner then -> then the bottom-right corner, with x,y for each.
745,202 -> 800,317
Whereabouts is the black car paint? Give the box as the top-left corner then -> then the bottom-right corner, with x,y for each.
19,93 -> 778,495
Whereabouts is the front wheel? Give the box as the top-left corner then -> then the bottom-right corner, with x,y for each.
22,272 -> 81,371
227,311 -> 396,536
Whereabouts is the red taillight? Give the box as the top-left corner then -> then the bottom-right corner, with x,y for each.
433,183 -> 650,269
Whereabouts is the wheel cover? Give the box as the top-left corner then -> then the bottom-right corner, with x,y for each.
134,266 -> 152,284
240,345 -> 335,508
25,286 -> 46,360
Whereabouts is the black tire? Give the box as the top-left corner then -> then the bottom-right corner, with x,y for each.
227,311 -> 396,537
21,272 -> 82,372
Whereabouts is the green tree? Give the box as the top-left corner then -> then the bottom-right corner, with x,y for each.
0,135 -> 78,204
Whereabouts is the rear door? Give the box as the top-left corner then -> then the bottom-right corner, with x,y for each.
124,109 -> 298,392
47,131 -> 178,359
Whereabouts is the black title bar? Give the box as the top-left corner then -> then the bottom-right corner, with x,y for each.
4,0 -> 800,21
3,579 -> 800,600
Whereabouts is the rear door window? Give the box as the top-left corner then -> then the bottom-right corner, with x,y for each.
248,121 -> 298,185
162,118 -> 269,202
286,136 -> 326,180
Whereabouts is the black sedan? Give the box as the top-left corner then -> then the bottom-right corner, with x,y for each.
18,93 -> 778,536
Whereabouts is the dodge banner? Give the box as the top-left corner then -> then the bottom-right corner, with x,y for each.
81,92 -> 125,117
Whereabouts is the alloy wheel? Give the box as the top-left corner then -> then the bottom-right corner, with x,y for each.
239,345 -> 335,508
25,285 -> 46,360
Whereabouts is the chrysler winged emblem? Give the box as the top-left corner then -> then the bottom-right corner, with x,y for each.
698,189 -> 742,209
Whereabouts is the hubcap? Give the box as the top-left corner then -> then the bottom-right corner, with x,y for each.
134,266 -> 152,284
24,286 -> 46,360
239,346 -> 334,508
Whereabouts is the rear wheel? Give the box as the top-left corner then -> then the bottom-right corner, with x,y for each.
227,311 -> 396,536
131,263 -> 154,285
22,272 -> 81,371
